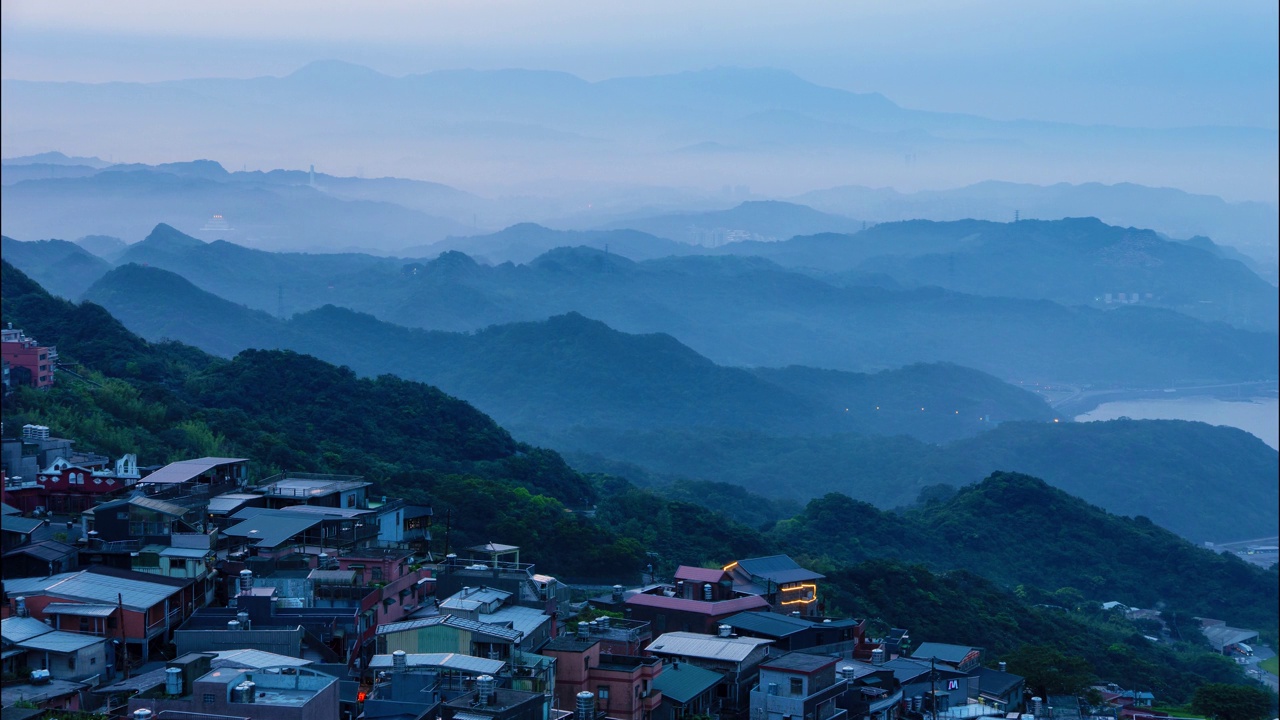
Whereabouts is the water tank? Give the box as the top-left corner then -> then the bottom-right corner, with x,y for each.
30,669 -> 51,684
1032,697 -> 1043,716
611,584 -> 624,602
133,710 -> 154,720
576,690 -> 596,719
477,674 -> 496,705
840,666 -> 856,680
718,624 -> 732,638
14,597 -> 27,618
392,649 -> 408,673
237,611 -> 251,630
318,552 -> 331,568
576,622 -> 590,638
241,680 -> 256,703
597,616 -> 610,630
871,648 -> 885,665
999,661 -> 1007,672
702,583 -> 712,600
165,667 -> 183,695
239,569 -> 254,594
227,620 -> 241,631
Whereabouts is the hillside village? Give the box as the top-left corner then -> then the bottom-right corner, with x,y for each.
0,359 -> 1267,720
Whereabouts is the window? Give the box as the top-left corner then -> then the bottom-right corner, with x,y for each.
790,678 -> 804,695
204,693 -> 216,704
372,566 -> 383,581
598,687 -> 610,700
90,657 -> 96,665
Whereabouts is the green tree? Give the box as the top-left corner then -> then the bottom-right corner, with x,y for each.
1004,645 -> 1095,697
1190,683 -> 1274,720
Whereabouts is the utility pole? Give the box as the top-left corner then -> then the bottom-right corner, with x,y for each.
118,593 -> 129,679
930,656 -> 937,720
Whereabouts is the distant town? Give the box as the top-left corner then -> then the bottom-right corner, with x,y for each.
1,325 -> 1270,719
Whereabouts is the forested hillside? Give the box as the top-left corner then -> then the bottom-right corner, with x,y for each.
2,259 -> 1269,703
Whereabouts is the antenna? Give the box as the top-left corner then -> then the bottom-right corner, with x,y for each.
1014,210 -> 1020,223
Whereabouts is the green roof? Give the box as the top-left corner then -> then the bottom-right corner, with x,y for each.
652,662 -> 723,704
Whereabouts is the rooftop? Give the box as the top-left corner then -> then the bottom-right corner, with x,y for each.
256,474 -> 369,498
368,652 -> 506,675
731,555 -> 825,584
42,603 -> 118,618
911,643 -> 982,664
626,592 -> 770,615
210,648 -> 315,669
140,457 -> 246,485
647,631 -> 773,663
3,567 -> 184,611
16,629 -> 104,653
1,616 -> 55,644
377,614 -> 522,643
761,652 -> 839,674
653,661 -> 723,704
674,566 -> 730,584
222,508 -> 324,549
0,514 -> 45,535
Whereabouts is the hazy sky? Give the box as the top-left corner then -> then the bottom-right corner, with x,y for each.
2,0 -> 1277,130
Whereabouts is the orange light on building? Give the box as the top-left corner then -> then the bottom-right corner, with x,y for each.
780,583 -> 818,604
722,561 -> 739,572
358,691 -> 368,703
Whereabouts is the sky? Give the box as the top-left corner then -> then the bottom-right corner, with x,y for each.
2,0 -> 1277,130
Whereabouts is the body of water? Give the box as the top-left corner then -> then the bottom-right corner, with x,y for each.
1076,395 -> 1279,450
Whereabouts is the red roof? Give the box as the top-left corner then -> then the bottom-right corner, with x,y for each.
626,593 -> 769,614
674,566 -> 730,583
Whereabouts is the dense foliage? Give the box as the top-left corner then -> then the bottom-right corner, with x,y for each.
2,260 -> 1268,704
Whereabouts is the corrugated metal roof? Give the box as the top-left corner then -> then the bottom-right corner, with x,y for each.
127,496 -> 190,516
652,661 -> 722,703
647,632 -> 773,663
275,505 -> 373,518
1,616 -> 54,643
734,555 -> 825,584
141,457 -> 246,484
17,630 -> 104,653
42,603 -> 118,617
760,651 -> 837,673
160,546 -> 213,558
207,493 -> 261,515
3,539 -> 77,562
211,649 -> 313,669
377,614 -> 522,642
723,611 -> 814,637
1202,625 -> 1258,650
911,643 -> 981,664
440,587 -> 512,611
2,573 -> 79,595
13,568 -> 182,611
0,502 -> 21,515
368,652 -> 505,675
1,515 -> 46,534
469,543 -> 519,553
479,605 -> 550,639
308,569 -> 359,584
675,566 -> 730,583
222,509 -> 323,549
625,593 -> 769,614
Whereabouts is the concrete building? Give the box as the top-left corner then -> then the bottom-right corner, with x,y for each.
750,653 -> 848,720
645,631 -> 774,714
1,326 -> 57,389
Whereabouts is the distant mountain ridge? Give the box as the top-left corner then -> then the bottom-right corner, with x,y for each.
6,222 -> 1274,389
3,62 -> 1273,207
